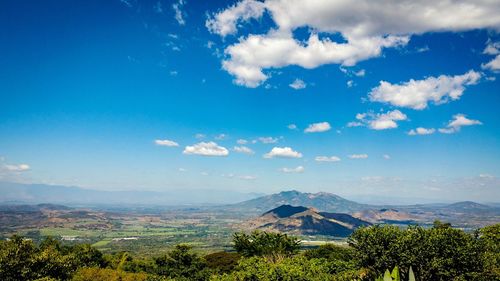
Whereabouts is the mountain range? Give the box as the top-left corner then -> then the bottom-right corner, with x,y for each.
0,181 -> 263,206
227,190 -> 370,213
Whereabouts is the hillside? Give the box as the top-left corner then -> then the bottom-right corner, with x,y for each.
230,190 -> 370,213
241,204 -> 371,237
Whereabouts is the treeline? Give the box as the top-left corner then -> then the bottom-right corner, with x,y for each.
0,222 -> 498,281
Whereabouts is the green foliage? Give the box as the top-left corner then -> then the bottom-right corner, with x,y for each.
154,244 -> 209,280
232,231 -> 301,261
1,225 -> 499,281
0,235 -> 38,281
303,243 -> 354,261
477,224 -> 500,279
349,222 -> 490,280
71,267 -> 152,281
212,255 -> 368,281
204,251 -> 240,273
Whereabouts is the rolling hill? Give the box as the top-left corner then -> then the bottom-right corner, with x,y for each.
241,204 -> 371,237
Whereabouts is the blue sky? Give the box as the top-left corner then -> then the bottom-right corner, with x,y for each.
0,0 -> 499,202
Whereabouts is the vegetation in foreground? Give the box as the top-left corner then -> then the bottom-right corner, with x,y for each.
0,222 -> 498,281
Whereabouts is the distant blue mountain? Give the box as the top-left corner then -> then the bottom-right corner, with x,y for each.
0,181 -> 263,206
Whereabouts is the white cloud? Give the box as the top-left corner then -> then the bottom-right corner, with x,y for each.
280,166 -> 305,173
484,41 -> 500,55
346,80 -> 354,88
237,139 -> 248,144
221,31 -> 408,87
215,133 -> 227,140
354,69 -> 366,77
304,122 -> 331,133
173,0 -> 186,25
353,110 -> 407,130
289,79 -> 306,90
258,136 -> 279,144
369,70 -> 481,110
438,128 -> 456,134
482,55 -> 500,71
315,156 -> 341,162
287,124 -> 297,130
154,139 -> 179,147
383,154 -> 391,160
348,154 -> 368,159
3,164 -> 30,172
201,171 -> 209,176
239,175 -> 257,180
479,173 -> 495,179
183,142 -> 229,156
408,127 -> 436,136
206,0 -> 266,37
154,1 -> 163,13
346,121 -> 363,127
438,114 -> 482,134
178,168 -> 187,172
233,146 -> 254,155
264,147 -> 302,158
195,133 -> 206,139
207,0 -> 500,87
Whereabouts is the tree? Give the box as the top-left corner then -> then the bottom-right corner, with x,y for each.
0,235 -> 37,281
348,224 -> 486,280
154,244 -> 208,280
232,231 -> 301,261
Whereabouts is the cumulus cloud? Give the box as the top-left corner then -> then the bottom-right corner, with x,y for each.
287,124 -> 297,130
439,114 -> 482,134
353,110 -> 407,130
280,166 -> 305,173
408,127 -> 436,136
233,146 -> 254,154
183,142 -> 229,156
315,156 -> 341,162
206,0 -> 266,37
154,139 -> 179,147
173,0 -> 186,25
369,70 -> 481,110
207,0 -> 500,87
304,122 -> 331,133
348,154 -> 368,159
289,79 -> 306,90
264,147 -> 302,158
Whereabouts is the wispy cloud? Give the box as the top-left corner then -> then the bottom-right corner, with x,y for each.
304,122 -> 331,133
348,154 -> 368,159
154,139 -> 179,147
289,78 -> 306,90
315,156 -> 341,162
233,146 -> 254,155
280,166 -> 304,173
439,114 -> 482,134
173,0 -> 186,25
